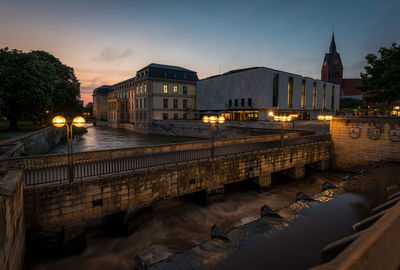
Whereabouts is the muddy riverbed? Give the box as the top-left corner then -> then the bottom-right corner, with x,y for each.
27,163 -> 400,270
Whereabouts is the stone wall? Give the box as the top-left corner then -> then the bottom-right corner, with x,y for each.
330,117 -> 400,169
24,141 -> 331,231
0,171 -> 25,270
0,127 -> 64,159
0,132 -> 302,174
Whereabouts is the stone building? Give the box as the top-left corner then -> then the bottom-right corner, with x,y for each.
93,63 -> 198,132
196,67 -> 340,121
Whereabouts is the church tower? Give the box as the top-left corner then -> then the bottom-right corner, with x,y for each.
321,32 -> 343,85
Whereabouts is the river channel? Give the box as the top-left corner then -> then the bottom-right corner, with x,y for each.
27,162 -> 400,270
49,125 -> 202,154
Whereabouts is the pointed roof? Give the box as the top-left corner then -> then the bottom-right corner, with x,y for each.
329,32 -> 336,53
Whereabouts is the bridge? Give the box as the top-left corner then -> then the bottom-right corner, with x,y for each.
15,134 -> 332,232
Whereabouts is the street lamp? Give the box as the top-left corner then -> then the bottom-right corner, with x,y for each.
273,115 -> 292,147
317,115 -> 333,134
203,115 -> 225,157
52,115 -> 86,182
289,114 -> 299,130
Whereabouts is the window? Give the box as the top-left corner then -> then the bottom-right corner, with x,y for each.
229,99 -> 232,107
322,84 -> 327,109
183,99 -> 187,109
173,99 -> 178,109
144,98 -> 146,108
136,99 -> 138,109
144,84 -> 147,93
331,85 -> 335,109
136,87 -> 139,94
273,74 -> 279,107
174,113 -> 178,120
163,84 -> 168,94
163,98 -> 168,109
301,80 -> 306,108
235,99 -> 238,107
241,99 -> 245,106
248,98 -> 252,107
163,113 -> 168,120
173,85 -> 178,93
164,72 -> 167,78
183,113 -> 187,120
312,82 -> 317,109
183,86 -> 188,95
288,77 -> 293,108
140,99 -> 142,109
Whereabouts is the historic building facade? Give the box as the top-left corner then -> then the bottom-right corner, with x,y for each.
93,63 -> 198,132
196,67 -> 340,121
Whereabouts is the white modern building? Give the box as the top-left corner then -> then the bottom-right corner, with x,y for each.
196,67 -> 341,120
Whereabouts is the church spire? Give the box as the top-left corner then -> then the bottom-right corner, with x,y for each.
329,31 -> 336,53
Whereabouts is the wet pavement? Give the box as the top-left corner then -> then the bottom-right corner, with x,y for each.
50,125 -> 202,154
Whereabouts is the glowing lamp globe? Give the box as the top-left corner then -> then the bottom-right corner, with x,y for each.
52,116 -> 66,128
209,116 -> 217,124
218,116 -> 225,124
202,116 -> 209,123
72,116 -> 85,127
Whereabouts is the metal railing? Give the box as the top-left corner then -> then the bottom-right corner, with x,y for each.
23,134 -> 330,187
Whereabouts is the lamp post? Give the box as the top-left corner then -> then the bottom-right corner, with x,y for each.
317,115 -> 333,135
273,115 -> 292,147
52,115 -> 86,182
289,114 -> 299,130
202,115 -> 225,157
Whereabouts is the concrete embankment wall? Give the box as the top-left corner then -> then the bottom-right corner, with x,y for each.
23,141 -> 331,231
0,127 -> 64,159
0,132 -> 302,174
330,117 -> 400,170
0,171 -> 25,270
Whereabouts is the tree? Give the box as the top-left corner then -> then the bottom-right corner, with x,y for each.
340,98 -> 362,109
0,48 -> 83,129
360,43 -> 400,105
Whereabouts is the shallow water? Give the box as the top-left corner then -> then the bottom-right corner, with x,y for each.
50,125 -> 202,154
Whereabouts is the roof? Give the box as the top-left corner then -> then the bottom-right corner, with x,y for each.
342,79 -> 362,96
93,85 -> 111,95
138,63 -> 195,73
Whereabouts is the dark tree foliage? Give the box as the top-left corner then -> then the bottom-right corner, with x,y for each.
340,98 -> 362,109
0,48 -> 82,129
360,43 -> 400,105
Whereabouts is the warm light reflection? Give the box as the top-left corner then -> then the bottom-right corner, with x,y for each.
202,116 -> 209,123
73,116 -> 86,127
218,116 -> 225,124
52,116 -> 66,128
209,116 -> 217,124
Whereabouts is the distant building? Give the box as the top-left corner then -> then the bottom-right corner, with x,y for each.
196,67 -> 340,121
321,32 -> 363,101
93,63 -> 198,132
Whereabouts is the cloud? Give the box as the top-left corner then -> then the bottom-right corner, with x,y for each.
91,47 -> 132,62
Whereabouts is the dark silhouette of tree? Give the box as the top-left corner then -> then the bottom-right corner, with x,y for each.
360,43 -> 400,105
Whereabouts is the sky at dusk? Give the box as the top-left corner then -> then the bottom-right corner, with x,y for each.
1,0 -> 400,105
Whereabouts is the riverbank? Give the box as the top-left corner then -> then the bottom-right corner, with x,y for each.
26,163 -> 400,269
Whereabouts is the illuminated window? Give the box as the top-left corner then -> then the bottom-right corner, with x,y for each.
312,82 -> 317,109
173,85 -> 178,93
140,85 -> 143,94
301,80 -> 306,108
288,77 -> 293,108
273,74 -> 279,107
144,84 -> 147,93
163,84 -> 168,93
323,84 -> 327,109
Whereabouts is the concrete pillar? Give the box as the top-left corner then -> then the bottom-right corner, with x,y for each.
314,159 -> 330,171
288,165 -> 305,181
206,186 -> 225,204
253,174 -> 271,191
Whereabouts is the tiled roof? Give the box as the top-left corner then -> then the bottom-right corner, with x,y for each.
342,79 -> 362,96
138,63 -> 195,73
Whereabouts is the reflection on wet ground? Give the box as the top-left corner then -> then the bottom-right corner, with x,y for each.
50,125 -> 202,154
29,163 -> 400,270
